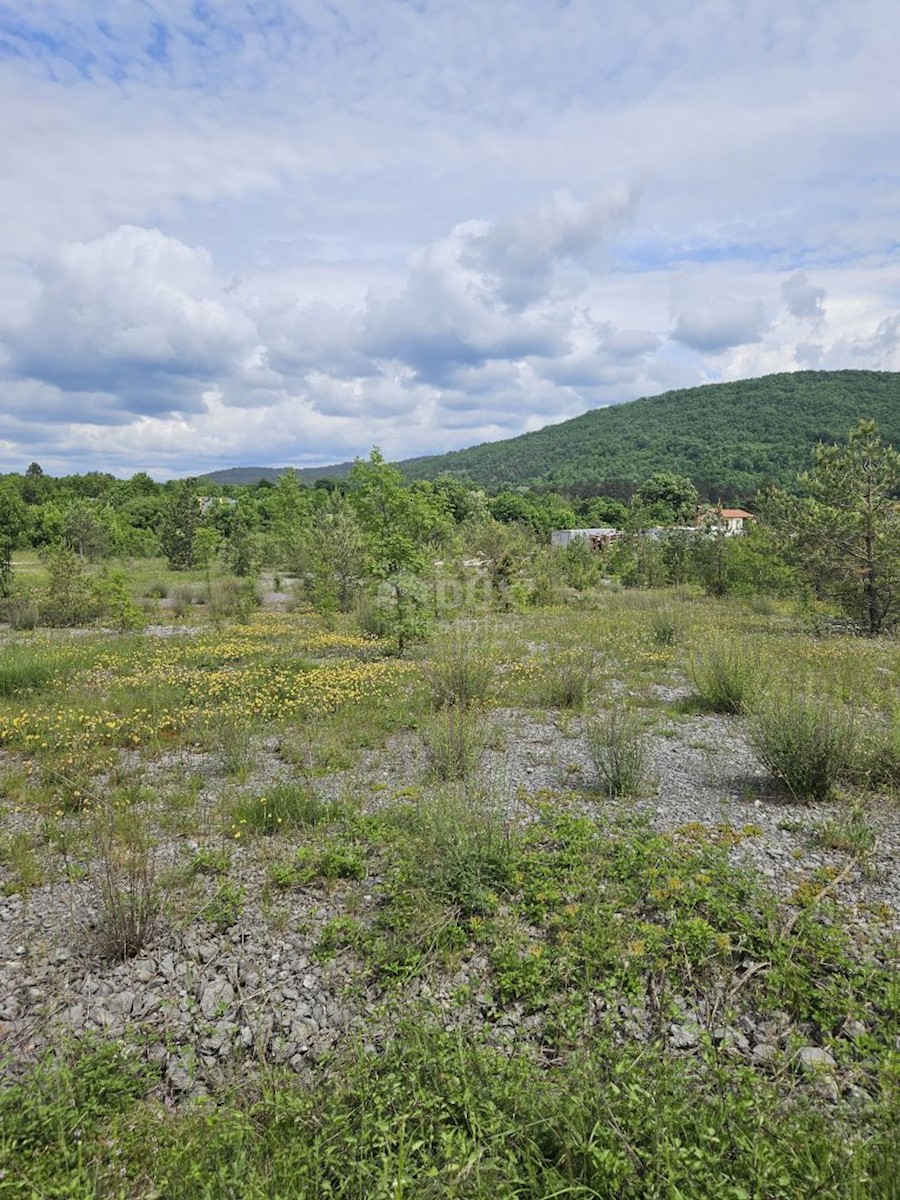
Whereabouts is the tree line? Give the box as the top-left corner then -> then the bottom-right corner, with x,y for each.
0,420 -> 897,638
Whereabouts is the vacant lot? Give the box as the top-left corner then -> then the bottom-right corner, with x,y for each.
1,590 -> 897,1197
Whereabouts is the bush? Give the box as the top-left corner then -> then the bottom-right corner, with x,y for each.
423,623 -> 496,709
93,809 -> 159,960
585,707 -> 653,798
207,577 -> 259,622
689,641 -> 765,714
536,647 -> 600,709
747,692 -> 856,802
2,591 -> 39,630
422,707 -> 487,781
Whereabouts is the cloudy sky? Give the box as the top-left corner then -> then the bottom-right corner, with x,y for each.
1,0 -> 898,478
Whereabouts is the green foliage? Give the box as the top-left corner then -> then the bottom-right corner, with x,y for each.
748,692 -> 857,802
206,880 -> 244,930
422,623 -> 496,709
633,470 -> 700,525
39,542 -> 97,626
399,369 -> 900,496
92,567 -> 145,631
160,478 -> 203,570
769,419 -> 900,634
689,641 -> 765,714
585,707 -> 653,797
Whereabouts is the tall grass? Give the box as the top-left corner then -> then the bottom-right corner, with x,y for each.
423,623 -> 496,709
585,707 -> 653,798
748,692 -> 856,802
689,641 -> 765,714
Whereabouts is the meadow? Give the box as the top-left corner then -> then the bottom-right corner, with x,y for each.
0,567 -> 898,1198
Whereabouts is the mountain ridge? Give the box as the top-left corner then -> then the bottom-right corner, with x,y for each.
202,370 -> 900,496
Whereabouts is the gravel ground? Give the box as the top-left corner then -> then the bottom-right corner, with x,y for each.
1,691 -> 897,1100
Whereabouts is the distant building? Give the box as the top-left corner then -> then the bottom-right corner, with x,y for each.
697,507 -> 754,536
551,528 -> 621,550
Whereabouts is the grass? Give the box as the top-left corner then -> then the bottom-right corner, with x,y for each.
584,706 -> 654,798
0,591 -> 898,1196
748,691 -> 857,802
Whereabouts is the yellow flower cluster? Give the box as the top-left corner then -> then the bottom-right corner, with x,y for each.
0,613 -> 400,757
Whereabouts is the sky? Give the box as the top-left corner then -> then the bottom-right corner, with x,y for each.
0,0 -> 898,479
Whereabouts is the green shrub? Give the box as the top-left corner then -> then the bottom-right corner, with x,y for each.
585,707 -> 653,798
423,623 -> 496,709
422,707 -> 487,781
536,646 -> 600,709
688,641 -> 765,714
748,692 -> 856,802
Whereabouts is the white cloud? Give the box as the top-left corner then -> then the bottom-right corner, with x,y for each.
0,1 -> 899,474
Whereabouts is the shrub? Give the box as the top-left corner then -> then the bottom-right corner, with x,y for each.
747,692 -> 856,802
230,782 -> 338,835
422,707 -> 487,781
649,607 -> 681,646
536,646 -> 600,709
688,641 -> 765,714
585,707 -> 653,798
93,809 -> 159,960
2,592 -> 39,630
207,577 -> 259,622
423,623 -> 496,709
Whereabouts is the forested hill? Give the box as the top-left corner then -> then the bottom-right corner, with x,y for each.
396,371 -> 900,495
203,370 -> 900,497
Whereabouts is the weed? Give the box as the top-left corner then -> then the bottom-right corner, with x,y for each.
814,805 -> 876,855
649,607 -> 681,646
689,641 -> 765,713
422,623 -> 496,709
535,646 -> 601,709
421,707 -> 487,781
205,880 -> 244,930
585,707 -> 653,798
748,692 -> 856,802
93,808 -> 159,960
230,782 -> 339,835
190,846 -> 232,876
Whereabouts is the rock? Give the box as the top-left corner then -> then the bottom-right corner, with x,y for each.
842,1019 -> 867,1043
166,1059 -> 194,1093
751,1043 -> 778,1066
107,990 -> 136,1017
797,1046 -> 837,1074
199,977 -> 234,1020
669,1023 -> 700,1050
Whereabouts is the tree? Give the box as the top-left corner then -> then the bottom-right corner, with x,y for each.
632,472 -> 699,526
0,482 -> 27,597
348,449 -> 450,649
160,479 -> 203,570
769,420 -> 900,635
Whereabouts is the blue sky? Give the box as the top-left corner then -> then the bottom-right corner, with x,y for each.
0,0 -> 898,477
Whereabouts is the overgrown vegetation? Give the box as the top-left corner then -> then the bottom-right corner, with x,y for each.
0,413 -> 898,1197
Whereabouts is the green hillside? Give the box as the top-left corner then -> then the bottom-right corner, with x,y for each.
204,371 -> 899,497
398,370 -> 900,496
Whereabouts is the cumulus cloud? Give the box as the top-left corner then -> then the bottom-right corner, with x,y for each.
2,226 -> 258,414
671,290 -> 768,353
781,271 -> 826,323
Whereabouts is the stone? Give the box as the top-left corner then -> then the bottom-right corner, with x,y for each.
669,1023 -> 700,1050
199,977 -> 235,1020
751,1043 -> 778,1066
797,1046 -> 837,1074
